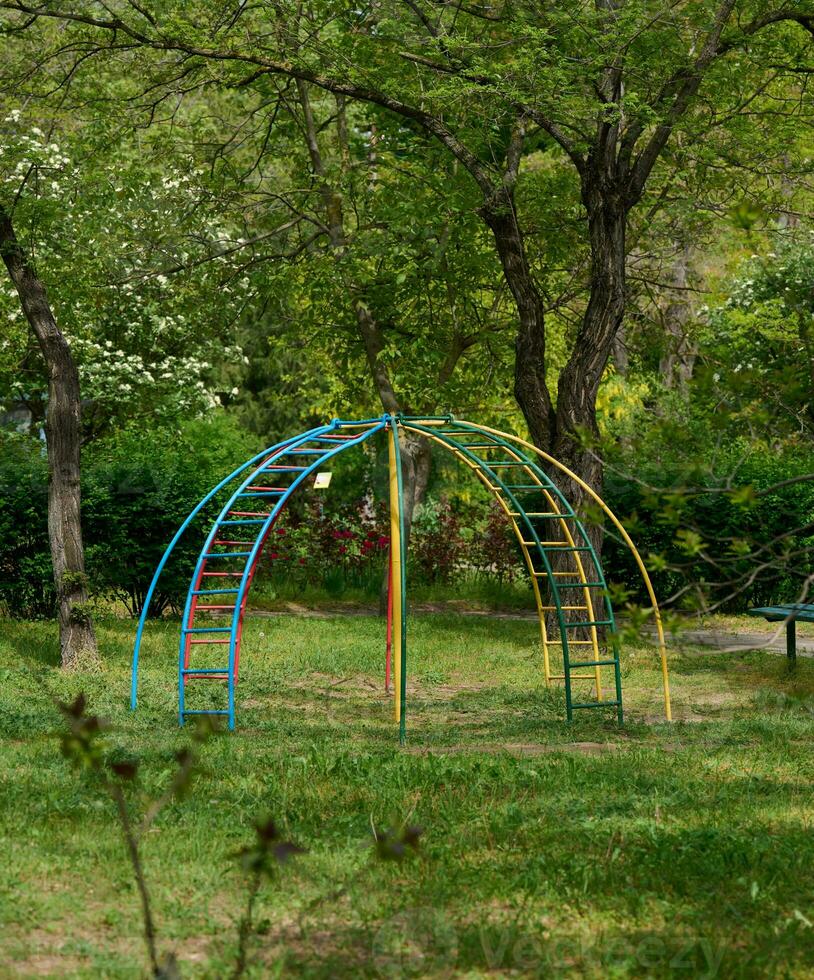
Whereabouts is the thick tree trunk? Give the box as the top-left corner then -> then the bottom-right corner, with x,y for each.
479,186 -> 555,452
481,177 -> 627,494
0,207 -> 98,669
545,188 -> 627,630
554,189 -> 627,503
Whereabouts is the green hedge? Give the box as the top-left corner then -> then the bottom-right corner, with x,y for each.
0,416 -> 259,618
0,416 -> 522,618
0,434 -> 52,617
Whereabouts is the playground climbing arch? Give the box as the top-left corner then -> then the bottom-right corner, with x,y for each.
130,415 -> 672,740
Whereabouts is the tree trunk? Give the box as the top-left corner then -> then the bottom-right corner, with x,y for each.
554,188 -> 627,504
479,169 -> 628,498
659,244 -> 696,390
542,189 -> 627,631
0,207 -> 98,669
479,185 -> 555,452
611,322 -> 629,376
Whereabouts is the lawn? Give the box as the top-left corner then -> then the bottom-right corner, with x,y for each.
1,612 -> 814,978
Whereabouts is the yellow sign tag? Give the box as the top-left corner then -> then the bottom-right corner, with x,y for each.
313,472 -> 332,489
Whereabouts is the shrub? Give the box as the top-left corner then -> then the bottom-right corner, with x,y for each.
0,414 -> 260,618
603,442 -> 814,613
254,497 -> 391,597
410,496 -> 466,584
0,433 -> 53,617
82,415 -> 260,615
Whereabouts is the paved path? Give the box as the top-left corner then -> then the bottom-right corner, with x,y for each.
646,627 -> 814,656
249,604 -> 814,655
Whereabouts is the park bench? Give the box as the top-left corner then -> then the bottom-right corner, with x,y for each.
747,603 -> 814,662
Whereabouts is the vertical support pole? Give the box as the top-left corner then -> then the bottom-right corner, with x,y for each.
385,551 -> 393,693
178,645 -> 185,726
612,636 -> 624,726
388,420 -> 408,744
787,618 -> 797,663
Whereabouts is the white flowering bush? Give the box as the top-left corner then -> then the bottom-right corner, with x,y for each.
698,235 -> 814,436
0,108 -> 253,430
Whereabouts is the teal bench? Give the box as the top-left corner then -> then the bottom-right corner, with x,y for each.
747,603 -> 814,662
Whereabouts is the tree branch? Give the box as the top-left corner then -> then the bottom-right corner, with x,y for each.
625,2 -> 814,202
0,1 -> 498,195
626,0 -> 737,202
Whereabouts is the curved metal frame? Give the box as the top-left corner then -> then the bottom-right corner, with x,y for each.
402,419 -> 623,722
130,414 -> 671,734
129,425 -> 328,709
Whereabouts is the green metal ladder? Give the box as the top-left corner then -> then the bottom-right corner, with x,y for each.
402,418 -> 624,723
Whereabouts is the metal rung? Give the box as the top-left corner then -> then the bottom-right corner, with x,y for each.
532,573 -> 604,584
214,540 -> 253,546
182,667 -> 229,674
543,545 -> 593,551
183,627 -> 232,634
202,571 -> 243,577
228,511 -> 271,517
510,512 -> 567,518
568,659 -> 618,668
572,700 -> 621,710
220,519 -> 267,525
283,448 -> 331,454
549,673 -> 597,680
240,491 -> 285,497
205,552 -> 251,559
263,465 -> 307,471
194,605 -> 236,611
246,486 -> 286,492
193,588 -> 239,595
190,638 -> 231,644
539,605 -> 589,611
531,541 -> 585,547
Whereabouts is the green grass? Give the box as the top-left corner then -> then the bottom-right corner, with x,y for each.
2,613 -> 814,978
